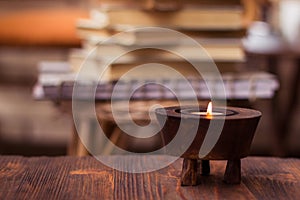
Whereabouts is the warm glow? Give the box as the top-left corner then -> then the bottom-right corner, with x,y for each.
206,102 -> 213,115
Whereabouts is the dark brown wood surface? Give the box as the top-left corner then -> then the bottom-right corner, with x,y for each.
0,156 -> 299,199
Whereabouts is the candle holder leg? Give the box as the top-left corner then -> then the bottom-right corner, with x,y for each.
181,158 -> 198,186
224,159 -> 241,184
201,160 -> 210,176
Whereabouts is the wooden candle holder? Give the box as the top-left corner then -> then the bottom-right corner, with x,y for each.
155,106 -> 261,185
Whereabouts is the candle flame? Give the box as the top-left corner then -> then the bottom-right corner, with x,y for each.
206,102 -> 212,115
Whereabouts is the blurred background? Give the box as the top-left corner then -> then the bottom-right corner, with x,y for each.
0,0 -> 299,157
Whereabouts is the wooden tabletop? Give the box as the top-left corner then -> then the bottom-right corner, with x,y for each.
0,155 -> 299,199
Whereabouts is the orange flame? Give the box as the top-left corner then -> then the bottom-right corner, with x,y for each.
206,102 -> 212,115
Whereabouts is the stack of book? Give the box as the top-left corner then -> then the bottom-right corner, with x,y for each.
73,0 -> 253,81
34,0 -> 279,101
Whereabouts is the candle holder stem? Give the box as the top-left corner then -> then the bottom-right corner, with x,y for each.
181,158 -> 198,186
224,159 -> 241,184
201,160 -> 210,176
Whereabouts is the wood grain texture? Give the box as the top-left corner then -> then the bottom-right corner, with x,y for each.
0,156 -> 300,200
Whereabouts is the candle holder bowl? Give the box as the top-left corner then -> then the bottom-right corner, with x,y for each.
155,105 -> 261,185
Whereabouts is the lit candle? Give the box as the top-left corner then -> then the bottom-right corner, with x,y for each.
188,102 -> 224,117
155,101 -> 262,185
